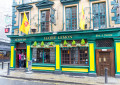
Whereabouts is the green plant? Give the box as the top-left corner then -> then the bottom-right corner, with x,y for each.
50,42 -> 54,46
41,41 -> 44,46
72,40 -> 76,45
33,41 -> 37,46
81,39 -> 85,45
63,40 -> 68,46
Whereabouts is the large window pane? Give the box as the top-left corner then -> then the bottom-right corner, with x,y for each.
65,7 -> 77,31
79,47 -> 89,65
61,47 -> 88,66
41,10 -> 50,32
71,48 -> 78,64
32,48 -> 55,64
93,3 -> 106,29
117,0 -> 120,22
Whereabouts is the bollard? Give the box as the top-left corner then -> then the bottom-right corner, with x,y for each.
105,68 -> 108,84
2,61 -> 4,69
7,63 -> 10,75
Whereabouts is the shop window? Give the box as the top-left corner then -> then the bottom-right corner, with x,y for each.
92,3 -> 106,29
32,48 -> 55,64
116,0 -> 120,22
96,39 -> 113,47
41,10 -> 50,32
61,47 -> 89,66
65,6 -> 77,31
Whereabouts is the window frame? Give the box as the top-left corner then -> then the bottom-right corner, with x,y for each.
116,0 -> 120,23
64,4 -> 79,31
92,2 -> 106,29
61,47 -> 89,66
39,8 -> 51,33
19,11 -> 30,35
65,6 -> 77,31
32,48 -> 55,64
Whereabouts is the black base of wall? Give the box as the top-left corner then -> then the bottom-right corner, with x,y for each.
62,72 -> 89,76
54,71 -> 62,74
88,73 -> 97,77
115,74 -> 120,78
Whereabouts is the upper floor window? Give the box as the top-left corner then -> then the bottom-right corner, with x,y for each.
92,2 -> 106,29
116,0 -> 120,22
41,10 -> 50,32
21,12 -> 29,23
65,6 -> 77,31
20,12 -> 29,34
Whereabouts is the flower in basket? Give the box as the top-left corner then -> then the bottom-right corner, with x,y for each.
72,40 -> 76,47
33,41 -> 37,47
81,39 -> 85,46
49,42 -> 54,47
41,41 -> 44,47
63,40 -> 68,47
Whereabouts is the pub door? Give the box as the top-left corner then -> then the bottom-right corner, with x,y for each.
96,49 -> 115,77
16,43 -> 26,68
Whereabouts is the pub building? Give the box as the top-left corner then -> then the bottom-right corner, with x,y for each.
8,0 -> 120,77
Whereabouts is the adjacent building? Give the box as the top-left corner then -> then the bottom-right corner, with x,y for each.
0,41 -> 10,62
8,0 -> 120,77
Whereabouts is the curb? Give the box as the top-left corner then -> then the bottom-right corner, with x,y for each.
0,75 -> 92,85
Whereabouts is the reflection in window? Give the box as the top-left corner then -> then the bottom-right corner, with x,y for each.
61,47 -> 89,66
41,10 -> 50,32
32,48 -> 55,64
93,3 -> 106,29
65,7 -> 77,31
116,0 -> 120,22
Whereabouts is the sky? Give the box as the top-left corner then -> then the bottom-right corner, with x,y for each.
0,0 -> 12,42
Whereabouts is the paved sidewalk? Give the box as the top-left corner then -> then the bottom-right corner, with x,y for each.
0,63 -> 120,85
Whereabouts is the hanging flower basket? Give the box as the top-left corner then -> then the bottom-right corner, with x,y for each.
72,40 -> 76,47
49,45 -> 54,47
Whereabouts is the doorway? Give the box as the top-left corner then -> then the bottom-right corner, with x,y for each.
96,49 -> 115,77
16,43 -> 26,68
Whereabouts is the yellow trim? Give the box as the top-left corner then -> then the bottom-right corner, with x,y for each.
116,43 -> 120,72
32,67 -> 55,71
89,43 -> 95,71
62,68 -> 88,72
56,45 -> 60,70
10,46 -> 14,67
26,45 -> 30,68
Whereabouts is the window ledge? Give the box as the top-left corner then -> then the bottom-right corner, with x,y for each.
32,63 -> 55,67
60,0 -> 80,3
61,65 -> 89,68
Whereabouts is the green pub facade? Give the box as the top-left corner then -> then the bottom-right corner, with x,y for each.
8,0 -> 120,77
